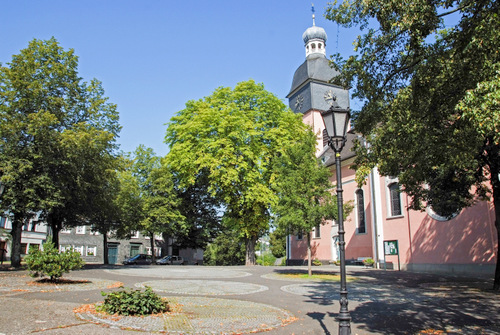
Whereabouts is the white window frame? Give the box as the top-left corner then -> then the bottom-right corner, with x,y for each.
75,226 -> 86,235
385,177 -> 404,218
131,231 -> 140,239
86,246 -> 97,256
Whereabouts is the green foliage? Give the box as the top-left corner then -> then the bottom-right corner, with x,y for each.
165,80 -> 307,265
363,258 -> 375,266
25,239 -> 84,281
273,130 -> 338,232
174,173 -> 221,250
203,229 -> 246,266
313,259 -> 322,266
99,286 -> 168,316
115,146 -> 185,258
269,229 -> 286,258
325,0 -> 500,211
256,253 -> 276,266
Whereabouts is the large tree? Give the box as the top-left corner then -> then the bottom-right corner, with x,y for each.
118,145 -> 185,260
326,0 -> 500,289
273,130 -> 339,275
0,38 -> 120,266
165,80 -> 307,265
173,172 -> 221,251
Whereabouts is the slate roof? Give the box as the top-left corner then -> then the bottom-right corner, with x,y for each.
287,54 -> 340,98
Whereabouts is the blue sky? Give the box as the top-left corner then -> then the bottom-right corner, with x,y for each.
1,1 -> 360,157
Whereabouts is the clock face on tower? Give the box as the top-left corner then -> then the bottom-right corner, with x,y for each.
294,94 -> 304,112
324,89 -> 337,106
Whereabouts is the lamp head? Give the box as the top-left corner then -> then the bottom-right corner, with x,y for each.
321,107 -> 350,153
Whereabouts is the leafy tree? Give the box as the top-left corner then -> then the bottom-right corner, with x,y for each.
117,146 -> 185,260
269,229 -> 286,259
165,80 -> 307,265
326,0 -> 500,289
174,172 -> 221,251
0,38 -> 120,267
25,238 -> 84,282
273,131 -> 339,275
203,228 -> 246,266
87,160 -> 125,265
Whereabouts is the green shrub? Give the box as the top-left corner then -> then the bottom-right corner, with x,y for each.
25,238 -> 84,281
99,286 -> 168,316
256,253 -> 276,266
363,258 -> 375,266
313,258 -> 322,266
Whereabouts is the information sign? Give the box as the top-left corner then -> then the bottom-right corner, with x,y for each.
384,240 -> 399,255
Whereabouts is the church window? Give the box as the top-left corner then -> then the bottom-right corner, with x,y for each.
355,189 -> 366,233
311,43 -> 316,49
388,183 -> 402,217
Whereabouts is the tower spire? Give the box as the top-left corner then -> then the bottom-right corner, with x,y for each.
303,3 -> 327,58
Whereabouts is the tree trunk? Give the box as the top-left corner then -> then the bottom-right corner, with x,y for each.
9,213 -> 23,268
494,216 -> 500,291
46,214 -> 61,248
307,232 -> 312,277
489,148 -> 500,291
103,232 -> 109,265
485,140 -> 499,291
245,235 -> 257,265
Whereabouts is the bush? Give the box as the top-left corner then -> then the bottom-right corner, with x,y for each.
99,286 -> 168,316
256,253 -> 276,266
363,258 -> 375,266
25,239 -> 84,281
313,258 -> 322,266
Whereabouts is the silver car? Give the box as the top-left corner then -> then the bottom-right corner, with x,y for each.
156,255 -> 184,265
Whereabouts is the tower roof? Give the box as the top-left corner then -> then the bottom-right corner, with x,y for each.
287,55 -> 340,97
302,25 -> 327,45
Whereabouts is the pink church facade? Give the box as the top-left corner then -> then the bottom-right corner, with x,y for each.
288,109 -> 497,276
286,20 -> 498,276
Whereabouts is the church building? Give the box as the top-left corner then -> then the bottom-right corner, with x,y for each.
286,16 -> 498,276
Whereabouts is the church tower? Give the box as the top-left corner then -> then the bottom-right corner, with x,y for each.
287,9 -> 350,152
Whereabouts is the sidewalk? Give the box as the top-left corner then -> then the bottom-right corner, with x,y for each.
0,265 -> 498,334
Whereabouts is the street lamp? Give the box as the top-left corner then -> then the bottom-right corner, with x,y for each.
321,106 -> 351,335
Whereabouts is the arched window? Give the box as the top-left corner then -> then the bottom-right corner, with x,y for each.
355,189 -> 366,233
311,43 -> 316,49
388,183 -> 402,216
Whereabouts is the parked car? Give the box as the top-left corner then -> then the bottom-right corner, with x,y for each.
123,254 -> 152,265
156,255 -> 184,265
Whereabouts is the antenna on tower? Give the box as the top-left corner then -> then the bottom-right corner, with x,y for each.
311,3 -> 316,26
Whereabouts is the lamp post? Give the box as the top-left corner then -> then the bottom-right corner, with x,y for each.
321,106 -> 351,335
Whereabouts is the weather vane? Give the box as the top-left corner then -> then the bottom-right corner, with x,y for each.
311,3 -> 316,26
